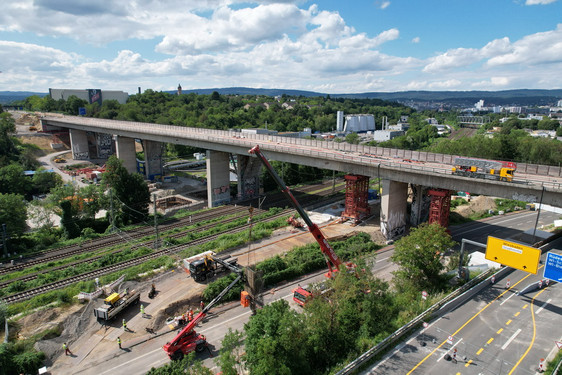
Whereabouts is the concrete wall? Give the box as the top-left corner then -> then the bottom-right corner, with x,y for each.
69,128 -> 89,160
381,180 -> 408,240
206,150 -> 231,207
144,140 -> 163,180
115,136 -> 137,174
237,155 -> 261,200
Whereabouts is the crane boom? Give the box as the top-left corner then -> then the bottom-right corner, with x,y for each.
249,145 -> 342,276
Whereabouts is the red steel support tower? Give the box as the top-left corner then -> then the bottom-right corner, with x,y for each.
341,175 -> 370,221
427,189 -> 451,228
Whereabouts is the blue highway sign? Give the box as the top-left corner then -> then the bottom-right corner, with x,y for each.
543,252 -> 562,282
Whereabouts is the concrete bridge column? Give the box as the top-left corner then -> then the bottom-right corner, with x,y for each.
237,155 -> 261,201
69,128 -> 89,160
144,140 -> 163,180
207,150 -> 231,207
410,184 -> 431,226
380,179 -> 408,240
95,133 -> 114,159
115,136 -> 137,174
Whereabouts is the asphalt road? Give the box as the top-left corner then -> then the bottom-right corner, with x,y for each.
71,210 -> 561,375
366,218 -> 562,375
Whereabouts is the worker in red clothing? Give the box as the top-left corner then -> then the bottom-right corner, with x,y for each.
188,310 -> 193,322
452,348 -> 458,364
200,301 -> 205,311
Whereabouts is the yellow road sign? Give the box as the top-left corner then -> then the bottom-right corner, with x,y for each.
485,236 -> 541,274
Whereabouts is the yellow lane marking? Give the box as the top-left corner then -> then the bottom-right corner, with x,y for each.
514,311 -> 520,317
508,288 -> 548,374
523,304 -> 528,309
487,337 -> 494,344
406,272 -> 533,374
506,319 -> 512,325
476,348 -> 484,355
465,359 -> 473,367
497,328 -> 504,334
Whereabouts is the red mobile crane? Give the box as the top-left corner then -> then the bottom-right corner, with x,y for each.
249,145 -> 349,306
163,257 -> 244,360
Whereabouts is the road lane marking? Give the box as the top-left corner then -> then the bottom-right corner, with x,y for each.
453,212 -> 540,236
500,292 -> 517,306
487,337 -> 494,345
508,288 -> 548,374
476,348 -> 484,355
501,329 -> 521,350
523,304 -> 528,309
506,319 -> 512,326
379,256 -> 391,262
497,328 -> 504,334
465,359 -> 473,367
406,272 -> 532,374
436,338 -> 462,362
100,347 -> 162,374
514,311 -> 520,317
535,298 -> 551,314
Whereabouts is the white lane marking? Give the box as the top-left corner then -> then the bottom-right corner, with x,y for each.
100,347 -> 162,374
500,291 -> 517,306
535,299 -> 551,315
501,328 -> 522,350
371,317 -> 444,371
379,256 -> 391,262
436,338 -> 463,362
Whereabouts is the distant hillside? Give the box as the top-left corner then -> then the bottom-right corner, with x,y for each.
2,88 -> 562,107
0,91 -> 47,105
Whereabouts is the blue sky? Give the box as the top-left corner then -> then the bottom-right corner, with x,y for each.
1,0 -> 561,94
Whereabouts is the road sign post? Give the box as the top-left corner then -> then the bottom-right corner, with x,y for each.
485,236 -> 541,274
421,290 -> 428,300
543,251 -> 562,282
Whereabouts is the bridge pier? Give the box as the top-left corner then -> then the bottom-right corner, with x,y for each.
207,150 -> 231,207
69,129 -> 89,160
143,140 -> 163,180
237,155 -> 261,201
115,136 -> 137,174
380,179 -> 408,240
410,184 -> 431,226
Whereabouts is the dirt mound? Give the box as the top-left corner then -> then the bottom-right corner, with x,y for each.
454,195 -> 497,217
151,295 -> 203,331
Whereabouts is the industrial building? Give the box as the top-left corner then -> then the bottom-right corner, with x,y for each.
49,89 -> 129,105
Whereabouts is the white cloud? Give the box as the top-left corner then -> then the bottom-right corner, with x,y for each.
412,37 -> 420,43
525,0 -> 557,5
379,1 -> 391,9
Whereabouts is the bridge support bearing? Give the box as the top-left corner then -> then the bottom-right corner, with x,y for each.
143,140 -> 164,181
381,180 -> 408,240
115,136 -> 137,174
207,150 -> 231,208
341,175 -> 370,221
427,189 -> 451,228
69,128 -> 89,160
410,184 -> 431,226
237,155 -> 261,201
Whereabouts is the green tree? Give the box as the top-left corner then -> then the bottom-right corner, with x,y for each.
60,199 -> 80,239
102,155 -> 150,224
215,328 -> 245,375
244,300 -> 307,375
0,193 -> 27,237
0,164 -> 27,195
0,113 -> 17,167
65,95 -> 88,115
345,132 -> 360,144
391,222 -> 456,292
32,170 -> 63,195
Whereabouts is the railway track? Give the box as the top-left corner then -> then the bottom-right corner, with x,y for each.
1,183 -> 346,304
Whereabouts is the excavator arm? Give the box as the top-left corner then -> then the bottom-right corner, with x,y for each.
249,145 -> 342,276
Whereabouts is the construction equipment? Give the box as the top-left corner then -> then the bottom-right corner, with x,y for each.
163,262 -> 244,360
93,289 -> 140,320
183,251 -> 240,282
249,145 -> 353,306
54,158 -> 66,163
452,157 -> 515,182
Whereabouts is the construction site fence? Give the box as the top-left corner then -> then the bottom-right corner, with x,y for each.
335,266 -> 511,375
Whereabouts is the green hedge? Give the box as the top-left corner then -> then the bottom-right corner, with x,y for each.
204,232 -> 381,302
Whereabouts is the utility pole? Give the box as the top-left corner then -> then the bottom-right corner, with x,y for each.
153,194 -> 159,249
109,188 -> 116,233
332,170 -> 336,194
